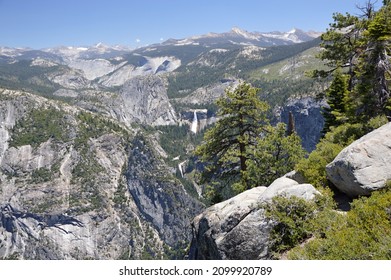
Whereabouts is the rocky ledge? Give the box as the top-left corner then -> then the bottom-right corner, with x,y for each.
189,177 -> 318,260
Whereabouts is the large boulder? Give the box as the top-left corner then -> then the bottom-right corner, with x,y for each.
188,177 -> 319,260
326,122 -> 391,197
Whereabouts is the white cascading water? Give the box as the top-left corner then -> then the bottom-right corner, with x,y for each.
178,161 -> 186,178
191,110 -> 198,133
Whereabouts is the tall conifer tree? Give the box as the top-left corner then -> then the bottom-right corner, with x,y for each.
322,68 -> 350,134
313,1 -> 391,127
195,82 -> 269,201
195,83 -> 305,202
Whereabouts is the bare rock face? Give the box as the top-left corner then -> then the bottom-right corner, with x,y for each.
125,134 -> 203,247
109,75 -> 178,126
0,90 -> 201,259
277,97 -> 326,152
189,177 -> 319,260
99,56 -> 181,87
326,122 -> 391,197
176,79 -> 239,105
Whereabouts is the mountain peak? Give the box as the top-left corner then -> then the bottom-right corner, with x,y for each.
230,27 -> 259,40
231,26 -> 246,34
287,28 -> 298,34
95,42 -> 105,48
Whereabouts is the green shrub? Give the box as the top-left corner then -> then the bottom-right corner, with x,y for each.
246,122 -> 307,188
264,195 -> 318,257
366,114 -> 389,130
295,140 -> 343,188
265,187 -> 391,260
75,111 -> 130,150
155,124 -> 189,160
264,188 -> 336,258
30,167 -> 54,183
288,188 -> 391,259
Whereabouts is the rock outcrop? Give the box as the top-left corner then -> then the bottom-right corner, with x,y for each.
112,75 -> 178,126
277,97 -> 326,152
189,177 -> 319,260
326,122 -> 391,197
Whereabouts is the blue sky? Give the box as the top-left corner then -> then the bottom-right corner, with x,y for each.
0,0 -> 381,49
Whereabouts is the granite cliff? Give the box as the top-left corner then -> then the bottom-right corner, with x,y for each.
0,89 -> 202,259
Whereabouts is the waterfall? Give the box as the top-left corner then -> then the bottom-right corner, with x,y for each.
191,110 -> 198,133
178,161 -> 186,178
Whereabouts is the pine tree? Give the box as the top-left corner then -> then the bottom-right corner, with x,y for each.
195,83 -> 306,203
313,1 -> 391,124
246,123 -> 306,188
357,2 -> 391,117
195,82 -> 269,202
312,11 -> 362,88
322,68 -> 350,134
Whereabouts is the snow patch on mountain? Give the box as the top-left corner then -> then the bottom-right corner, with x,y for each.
260,29 -> 302,43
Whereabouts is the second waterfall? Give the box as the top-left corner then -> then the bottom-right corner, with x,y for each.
191,110 -> 198,134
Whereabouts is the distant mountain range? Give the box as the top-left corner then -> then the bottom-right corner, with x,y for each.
161,27 -> 321,47
1,27 -> 320,59
0,26 -> 322,93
